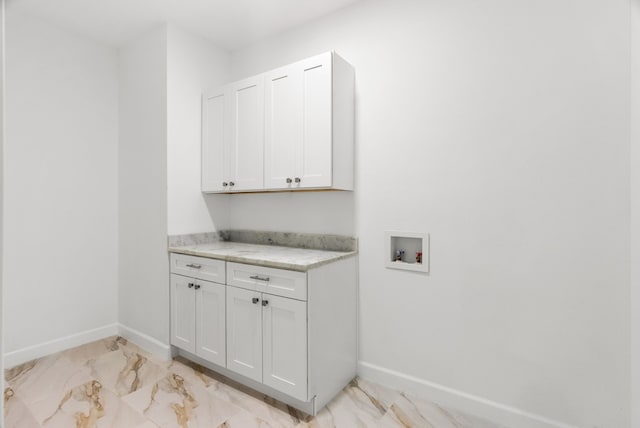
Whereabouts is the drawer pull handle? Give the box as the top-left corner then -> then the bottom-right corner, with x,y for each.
262,299 -> 269,307
252,297 -> 259,304
186,263 -> 202,269
194,284 -> 201,290
250,275 -> 270,282
188,283 -> 194,288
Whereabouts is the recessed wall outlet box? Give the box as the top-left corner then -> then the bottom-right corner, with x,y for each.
385,231 -> 429,273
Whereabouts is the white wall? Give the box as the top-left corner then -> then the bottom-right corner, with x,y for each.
167,25 -> 231,236
118,26 -> 169,346
4,10 -> 119,358
631,0 -> 640,426
1,0 -> 5,421
230,0 -> 631,426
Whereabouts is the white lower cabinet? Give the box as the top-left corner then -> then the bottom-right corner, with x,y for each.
170,273 -> 226,366
169,252 -> 356,415
196,280 -> 226,366
262,294 -> 307,401
170,274 -> 196,353
226,286 -> 263,382
226,285 -> 308,401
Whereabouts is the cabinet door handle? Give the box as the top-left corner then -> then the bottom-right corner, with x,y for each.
188,283 -> 194,288
186,264 -> 202,269
286,177 -> 292,184
262,299 -> 269,307
194,284 -> 201,290
252,297 -> 259,304
222,182 -> 228,187
250,275 -> 270,282
294,177 -> 301,183
229,181 -> 235,187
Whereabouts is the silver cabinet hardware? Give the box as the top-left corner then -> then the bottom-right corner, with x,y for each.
252,297 -> 259,304
286,177 -> 292,184
229,181 -> 235,187
188,283 -> 194,288
250,275 -> 270,282
194,284 -> 201,290
222,182 -> 228,187
294,177 -> 301,183
186,263 -> 202,269
262,299 -> 269,307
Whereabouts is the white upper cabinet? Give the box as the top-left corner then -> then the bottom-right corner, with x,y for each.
264,52 -> 335,190
202,76 -> 264,193
201,89 -> 226,192
202,51 -> 354,193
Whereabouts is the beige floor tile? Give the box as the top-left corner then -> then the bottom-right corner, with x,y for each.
122,371 -> 243,428
6,353 -> 93,407
63,337 -> 124,365
4,337 -> 505,428
4,388 -> 41,428
31,380 -> 147,428
217,410 -> 275,427
87,347 -> 167,397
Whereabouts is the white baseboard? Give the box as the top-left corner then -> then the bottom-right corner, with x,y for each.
3,323 -> 172,369
4,323 -> 119,368
357,361 -> 577,428
117,324 -> 172,361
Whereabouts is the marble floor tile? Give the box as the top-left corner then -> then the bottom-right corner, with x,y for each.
208,381 -> 303,428
33,380 -> 147,428
317,384 -> 402,428
134,422 -> 160,428
219,410 -> 275,427
165,359 -> 220,390
6,353 -> 93,407
122,370 -> 243,428
64,337 -> 125,365
4,336 -> 504,428
403,394 -> 501,428
87,347 -> 167,397
4,389 -> 41,428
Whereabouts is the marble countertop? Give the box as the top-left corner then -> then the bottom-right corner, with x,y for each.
168,241 -> 357,272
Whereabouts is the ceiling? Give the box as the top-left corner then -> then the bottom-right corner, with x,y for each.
6,0 -> 362,50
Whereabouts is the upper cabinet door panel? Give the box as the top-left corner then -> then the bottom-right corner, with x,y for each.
264,65 -> 301,190
228,77 -> 264,192
297,52 -> 333,189
202,90 -> 227,193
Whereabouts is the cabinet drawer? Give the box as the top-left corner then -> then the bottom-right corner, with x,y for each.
227,262 -> 307,300
170,254 -> 225,284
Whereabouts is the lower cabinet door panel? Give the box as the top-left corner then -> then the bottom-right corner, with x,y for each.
226,286 -> 263,382
196,280 -> 226,366
171,274 -> 196,354
262,294 -> 308,401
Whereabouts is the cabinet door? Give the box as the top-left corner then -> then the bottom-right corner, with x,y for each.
262,294 -> 308,401
226,286 -> 263,382
202,89 -> 228,193
264,52 -> 333,190
264,63 -> 301,189
227,76 -> 264,192
296,52 -> 332,188
195,280 -> 226,366
170,274 -> 196,354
